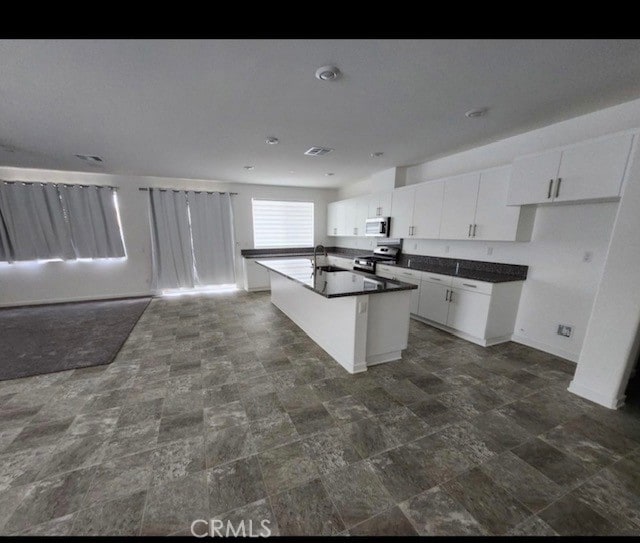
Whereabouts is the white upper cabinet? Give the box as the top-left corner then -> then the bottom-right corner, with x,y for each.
474,167 -> 534,242
328,200 -> 347,236
439,173 -> 480,240
554,133 -> 633,203
507,149 -> 561,205
412,181 -> 444,239
355,196 -> 369,236
327,201 -> 339,236
368,191 -> 393,218
343,198 -> 358,236
508,132 -> 634,205
390,187 -> 414,238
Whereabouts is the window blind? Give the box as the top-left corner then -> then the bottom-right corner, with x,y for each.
252,199 -> 314,248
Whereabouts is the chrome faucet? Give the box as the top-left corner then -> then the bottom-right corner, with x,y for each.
313,244 -> 328,270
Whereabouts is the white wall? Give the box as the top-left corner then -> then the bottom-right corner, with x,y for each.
333,97 -> 640,361
0,166 -> 337,307
569,138 -> 640,408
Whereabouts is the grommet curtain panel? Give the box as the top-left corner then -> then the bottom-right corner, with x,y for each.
187,191 -> 236,286
148,189 -> 236,290
148,189 -> 195,289
58,185 -> 126,259
0,182 -> 125,262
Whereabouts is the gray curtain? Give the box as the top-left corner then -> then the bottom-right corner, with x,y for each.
0,182 -> 75,261
187,191 -> 236,285
58,184 -> 125,259
148,189 -> 195,289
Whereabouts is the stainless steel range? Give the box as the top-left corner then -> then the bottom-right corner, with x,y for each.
353,240 -> 402,274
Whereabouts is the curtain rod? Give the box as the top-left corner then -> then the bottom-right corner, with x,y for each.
2,180 -> 119,190
138,187 -> 238,195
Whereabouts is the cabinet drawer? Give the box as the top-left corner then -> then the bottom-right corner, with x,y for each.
376,271 -> 397,280
394,268 -> 421,280
451,277 -> 493,295
421,272 -> 453,286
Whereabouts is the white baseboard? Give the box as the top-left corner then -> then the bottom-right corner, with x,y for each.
568,380 -> 625,410
510,334 -> 578,363
243,286 -> 271,292
0,291 -> 154,308
410,314 -> 509,347
367,350 -> 402,366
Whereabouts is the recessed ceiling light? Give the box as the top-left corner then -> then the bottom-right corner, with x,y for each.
370,152 -> 384,158
265,137 -> 279,145
315,65 -> 341,82
465,108 -> 489,119
243,166 -> 254,171
325,172 -> 335,177
75,154 -> 103,163
289,170 -> 295,174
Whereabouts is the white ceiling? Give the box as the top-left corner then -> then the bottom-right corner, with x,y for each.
2,39 -> 640,189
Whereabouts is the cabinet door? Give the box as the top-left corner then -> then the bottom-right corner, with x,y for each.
439,173 -> 481,240
378,191 -> 393,217
554,133 -> 633,203
446,288 -> 490,338
390,188 -> 415,238
507,149 -> 561,205
474,167 -> 523,241
412,180 -> 444,239
404,277 -> 421,314
335,201 -> 348,236
355,196 -> 369,236
327,202 -> 338,236
342,198 -> 358,236
417,281 -> 450,325
368,194 -> 380,218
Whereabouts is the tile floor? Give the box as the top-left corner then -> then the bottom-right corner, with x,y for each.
1,290 -> 639,536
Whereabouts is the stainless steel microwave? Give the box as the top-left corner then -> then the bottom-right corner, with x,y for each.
365,217 -> 390,237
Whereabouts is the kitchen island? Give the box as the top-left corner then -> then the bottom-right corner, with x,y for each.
256,258 -> 417,374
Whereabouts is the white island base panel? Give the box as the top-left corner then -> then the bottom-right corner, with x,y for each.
268,271 -> 412,374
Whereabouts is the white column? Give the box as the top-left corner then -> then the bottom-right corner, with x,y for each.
569,136 -> 640,408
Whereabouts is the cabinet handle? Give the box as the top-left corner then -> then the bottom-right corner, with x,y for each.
462,283 -> 477,288
548,179 -> 553,199
473,224 -> 477,237
445,289 -> 449,301
468,224 -> 472,237
555,177 -> 562,198
430,277 -> 442,281
449,290 -> 454,303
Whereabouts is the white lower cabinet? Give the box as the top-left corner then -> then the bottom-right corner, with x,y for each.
446,288 -> 491,338
377,264 -> 523,346
417,280 -> 450,325
376,267 -> 421,314
326,255 -> 354,270
243,258 -> 272,291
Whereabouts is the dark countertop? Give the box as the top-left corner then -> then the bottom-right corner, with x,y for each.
381,262 -> 525,283
256,258 -> 417,298
244,247 -> 527,284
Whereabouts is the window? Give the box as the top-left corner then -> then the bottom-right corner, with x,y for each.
252,199 -> 314,248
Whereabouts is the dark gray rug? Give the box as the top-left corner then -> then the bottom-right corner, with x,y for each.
0,297 -> 151,381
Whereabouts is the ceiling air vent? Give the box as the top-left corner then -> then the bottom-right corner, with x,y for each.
304,147 -> 333,157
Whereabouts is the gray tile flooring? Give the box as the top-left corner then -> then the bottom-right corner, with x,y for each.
1,289 -> 640,536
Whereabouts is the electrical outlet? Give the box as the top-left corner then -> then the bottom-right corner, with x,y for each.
487,247 -> 493,256
444,245 -> 450,254
557,324 -> 573,338
413,242 -> 417,250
